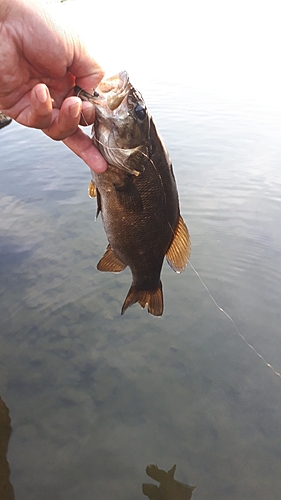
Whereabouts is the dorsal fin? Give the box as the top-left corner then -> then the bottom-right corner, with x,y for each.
166,215 -> 191,273
97,245 -> 127,273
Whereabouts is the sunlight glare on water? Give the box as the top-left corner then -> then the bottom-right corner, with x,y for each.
53,0 -> 281,104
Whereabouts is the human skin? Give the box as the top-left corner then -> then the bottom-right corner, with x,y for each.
0,0 -> 107,173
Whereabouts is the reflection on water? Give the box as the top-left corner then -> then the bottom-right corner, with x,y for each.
1,98 -> 281,500
1,1 -> 281,499
0,397 -> 14,500
0,396 -> 195,500
143,464 -> 195,500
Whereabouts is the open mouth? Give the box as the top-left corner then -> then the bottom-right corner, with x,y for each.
75,71 -> 141,177
74,70 -> 131,111
98,70 -> 131,110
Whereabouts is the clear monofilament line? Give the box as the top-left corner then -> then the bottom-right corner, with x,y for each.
82,108 -> 280,379
189,261 -> 281,379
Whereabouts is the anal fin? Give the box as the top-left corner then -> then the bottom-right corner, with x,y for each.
166,215 -> 191,273
97,245 -> 127,273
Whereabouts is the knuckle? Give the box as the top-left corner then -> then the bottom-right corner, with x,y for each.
28,116 -> 52,129
43,125 -> 76,141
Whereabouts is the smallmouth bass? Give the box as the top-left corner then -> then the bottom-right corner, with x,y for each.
76,71 -> 190,316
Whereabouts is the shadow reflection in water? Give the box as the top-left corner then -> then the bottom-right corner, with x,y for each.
0,396 -> 15,500
143,464 -> 196,500
1,395 -> 196,499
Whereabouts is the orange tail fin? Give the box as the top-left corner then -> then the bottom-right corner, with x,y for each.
121,282 -> 163,316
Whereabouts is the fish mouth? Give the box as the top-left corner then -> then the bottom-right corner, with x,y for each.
75,71 -> 141,176
98,70 -> 131,110
75,70 -> 131,111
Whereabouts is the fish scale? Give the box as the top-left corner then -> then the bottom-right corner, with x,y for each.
76,71 -> 190,316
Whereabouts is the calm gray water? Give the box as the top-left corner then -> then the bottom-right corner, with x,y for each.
1,2 -> 281,499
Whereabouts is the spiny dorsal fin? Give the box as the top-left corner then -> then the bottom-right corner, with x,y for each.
97,245 -> 127,273
166,215 -> 191,273
121,282 -> 163,316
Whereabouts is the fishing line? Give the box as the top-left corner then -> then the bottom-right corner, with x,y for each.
80,109 -> 90,127
80,106 -> 280,378
188,260 -> 281,379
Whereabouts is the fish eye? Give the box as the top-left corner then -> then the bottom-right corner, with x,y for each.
134,103 -> 147,120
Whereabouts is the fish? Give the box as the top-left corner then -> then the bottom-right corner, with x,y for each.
75,71 -> 190,316
0,112 -> 12,130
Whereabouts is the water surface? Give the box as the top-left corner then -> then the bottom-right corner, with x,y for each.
1,1 -> 281,499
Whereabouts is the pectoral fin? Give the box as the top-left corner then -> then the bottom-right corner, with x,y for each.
88,179 -> 97,198
166,215 -> 191,273
88,179 -> 102,218
97,245 -> 127,273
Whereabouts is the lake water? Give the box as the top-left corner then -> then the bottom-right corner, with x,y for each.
1,1 -> 281,499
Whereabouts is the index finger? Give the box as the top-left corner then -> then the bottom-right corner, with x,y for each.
69,41 -> 104,92
63,127 -> 107,173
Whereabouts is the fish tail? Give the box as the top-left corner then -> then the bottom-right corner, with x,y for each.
121,282 -> 163,316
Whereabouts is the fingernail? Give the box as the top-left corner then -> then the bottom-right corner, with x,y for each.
69,102 -> 81,118
35,85 -> 48,103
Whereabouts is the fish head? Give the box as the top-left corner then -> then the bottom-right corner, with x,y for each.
76,71 -> 151,175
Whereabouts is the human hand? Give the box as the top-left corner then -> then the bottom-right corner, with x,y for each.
0,0 -> 107,173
